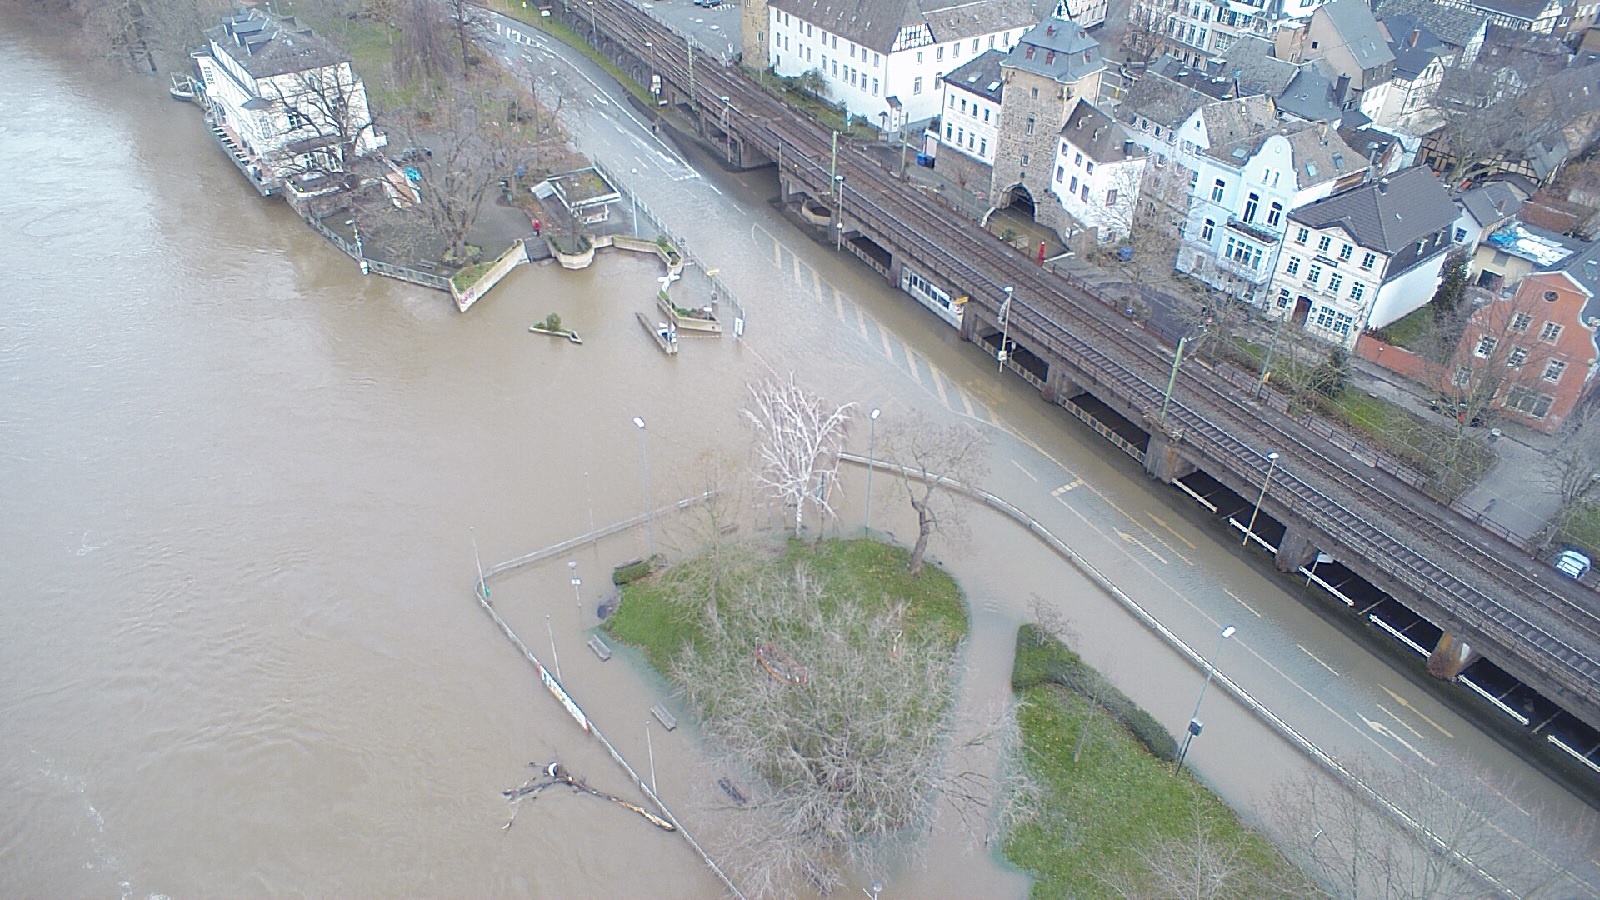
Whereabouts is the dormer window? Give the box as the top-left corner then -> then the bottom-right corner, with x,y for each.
1026,46 -> 1035,59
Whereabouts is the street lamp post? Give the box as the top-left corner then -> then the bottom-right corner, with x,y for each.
1159,333 -> 1198,425
835,175 -> 846,252
865,408 -> 881,532
633,416 -> 653,560
997,286 -> 1014,374
630,167 -> 639,237
1242,451 -> 1280,547
569,559 -> 582,625
721,96 -> 732,165
1174,624 -> 1237,776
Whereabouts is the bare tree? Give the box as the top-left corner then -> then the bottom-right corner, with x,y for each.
262,60 -> 384,190
394,0 -> 454,87
1538,405 -> 1600,551
742,376 -> 855,539
1104,797 -> 1317,900
883,414 -> 988,576
1270,755 -> 1592,899
671,561 -> 993,897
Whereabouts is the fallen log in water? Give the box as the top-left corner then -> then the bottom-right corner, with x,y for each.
502,761 -> 676,832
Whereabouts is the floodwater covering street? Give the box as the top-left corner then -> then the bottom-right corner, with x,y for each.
2,9 -> 1599,899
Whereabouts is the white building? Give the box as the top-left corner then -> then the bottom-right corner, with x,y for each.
1129,0 -> 1330,66
767,0 -> 1036,129
1266,166 -> 1459,347
195,9 -> 383,198
1053,0 -> 1107,30
1051,99 -> 1146,243
938,51 -> 1005,167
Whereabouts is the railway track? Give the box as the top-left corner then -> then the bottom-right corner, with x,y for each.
567,0 -> 1600,714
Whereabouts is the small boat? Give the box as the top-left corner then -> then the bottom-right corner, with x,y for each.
169,73 -> 197,102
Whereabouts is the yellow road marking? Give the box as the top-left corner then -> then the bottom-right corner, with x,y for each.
1223,587 -> 1261,617
1376,702 -> 1425,740
1011,459 -> 1037,481
1147,512 -> 1197,549
1380,685 -> 1454,738
1297,644 -> 1340,676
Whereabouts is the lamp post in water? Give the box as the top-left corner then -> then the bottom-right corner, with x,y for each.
865,408 -> 881,533
633,416 -> 653,560
1242,451 -> 1280,547
1174,624 -> 1236,776
997,286 -> 1014,374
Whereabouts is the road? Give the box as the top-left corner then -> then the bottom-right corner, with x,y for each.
472,8 -> 1600,895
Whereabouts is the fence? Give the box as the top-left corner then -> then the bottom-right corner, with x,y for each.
591,160 -> 747,338
300,213 -> 451,293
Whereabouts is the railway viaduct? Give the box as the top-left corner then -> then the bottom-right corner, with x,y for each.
525,0 -> 1600,740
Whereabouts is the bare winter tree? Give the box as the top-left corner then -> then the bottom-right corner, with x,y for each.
1271,754 -> 1592,899
1538,405 -> 1600,551
742,376 -> 855,539
58,0 -> 231,75
671,562 -> 995,898
394,0 -> 455,87
262,60 -> 384,189
883,413 -> 988,576
1104,797 -> 1317,900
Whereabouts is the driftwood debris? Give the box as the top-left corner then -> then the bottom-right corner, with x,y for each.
501,761 -> 675,832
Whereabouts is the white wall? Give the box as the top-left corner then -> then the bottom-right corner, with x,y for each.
1050,145 -> 1145,241
1369,252 -> 1447,328
938,88 -> 1000,164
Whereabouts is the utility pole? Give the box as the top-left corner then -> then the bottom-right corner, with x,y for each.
830,130 -> 839,197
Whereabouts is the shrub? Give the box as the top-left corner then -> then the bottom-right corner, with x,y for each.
1012,624 -> 1177,761
544,312 -> 562,332
612,558 -> 652,585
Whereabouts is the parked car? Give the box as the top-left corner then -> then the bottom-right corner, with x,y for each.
1555,549 -> 1591,580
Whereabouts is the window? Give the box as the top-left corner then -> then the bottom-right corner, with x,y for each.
1350,282 -> 1365,304
1070,175 -> 1079,192
1511,312 -> 1532,332
1506,386 -> 1555,418
831,35 -> 837,48
1361,251 -> 1377,269
1021,153 -> 1029,166
1338,243 -> 1353,262
1074,151 -> 1083,166
1211,178 -> 1225,202
1106,189 -> 1119,207
1454,226 -> 1469,243
945,123 -> 953,140
1295,227 -> 1309,244
1277,288 -> 1291,308
936,46 -> 944,60
1474,336 -> 1498,358
979,138 -> 986,156
1201,219 -> 1215,241
972,39 -> 979,51
913,76 -> 923,95
1545,360 -> 1568,383
1243,192 -> 1259,223
1307,264 -> 1322,285
1085,161 -> 1095,175
949,94 -> 956,109
1026,116 -> 1035,135
1317,235 -> 1332,253
1081,184 -> 1090,202
982,108 -> 989,122
1313,306 -> 1355,336
1286,256 -> 1300,275
874,52 -> 880,66
1056,165 -> 1064,183
916,51 -> 923,63
1508,346 -> 1529,367
872,78 -> 879,96
1225,237 -> 1262,269
1030,86 -> 1039,99
1540,322 -> 1564,342
1267,202 -> 1282,228
1328,272 -> 1343,292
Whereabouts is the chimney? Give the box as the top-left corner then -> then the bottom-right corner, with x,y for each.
1334,73 -> 1350,103
1378,177 -> 1389,194
1046,24 -> 1056,36
1409,28 -> 1420,49
1316,120 -> 1328,142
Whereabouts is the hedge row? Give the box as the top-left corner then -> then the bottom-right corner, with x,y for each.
1012,624 -> 1179,762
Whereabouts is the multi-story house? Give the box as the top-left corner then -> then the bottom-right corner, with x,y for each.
194,9 -> 384,199
1050,99 -> 1147,243
767,0 -> 1035,129
936,51 -> 1006,194
1449,269 -> 1600,432
990,18 -> 1106,235
1129,0 -> 1329,66
1435,0 -> 1566,35
1265,166 -> 1459,348
1275,0 -> 1396,121
1452,180 -> 1525,253
1371,25 -> 1448,129
1054,0 -> 1108,29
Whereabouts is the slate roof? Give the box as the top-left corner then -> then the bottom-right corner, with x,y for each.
1122,60 -> 1209,127
205,11 -> 347,80
1198,95 -> 1278,163
1284,124 -> 1363,188
1473,0 -> 1558,24
1373,0 -> 1488,50
1381,15 -> 1448,57
771,0 -> 1036,52
1277,65 -> 1343,122
1060,98 -> 1133,162
942,49 -> 1006,102
1391,43 -> 1441,81
1318,0 -> 1395,74
1457,180 -> 1526,226
1222,37 -> 1298,96
1001,17 -> 1102,83
1289,166 -> 1457,253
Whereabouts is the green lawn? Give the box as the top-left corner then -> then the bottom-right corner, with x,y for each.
1005,627 -> 1309,898
1372,306 -> 1435,351
1557,503 -> 1600,558
605,537 -> 967,673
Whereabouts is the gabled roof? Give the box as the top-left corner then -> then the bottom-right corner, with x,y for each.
1060,98 -> 1134,163
1289,166 -> 1457,252
1373,0 -> 1488,49
1001,17 -> 1102,83
1317,0 -> 1395,73
1198,95 -> 1277,163
1122,62 -> 1208,128
941,49 -> 1006,102
1457,180 -> 1526,226
1473,0 -> 1559,24
1380,15 -> 1448,58
1277,65 -> 1343,123
1391,43 -> 1442,81
922,0 -> 1038,43
1222,37 -> 1299,97
1284,124 -> 1363,189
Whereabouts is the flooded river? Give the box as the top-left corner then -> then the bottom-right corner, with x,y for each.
4,13 -> 1599,898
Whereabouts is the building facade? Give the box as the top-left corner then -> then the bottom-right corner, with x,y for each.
1265,166 -> 1459,347
1051,99 -> 1147,243
1129,0 -> 1329,66
936,50 -> 1005,193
